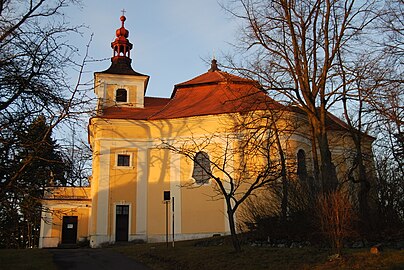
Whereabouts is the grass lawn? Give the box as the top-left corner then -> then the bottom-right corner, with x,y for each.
0,239 -> 403,270
114,238 -> 404,270
0,249 -> 56,270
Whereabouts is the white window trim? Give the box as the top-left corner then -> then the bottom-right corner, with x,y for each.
115,152 -> 134,169
190,173 -> 212,186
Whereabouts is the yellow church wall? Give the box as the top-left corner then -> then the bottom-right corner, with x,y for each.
50,214 -> 62,239
284,139 -> 313,177
147,148 -> 171,235
75,208 -> 90,240
179,148 -> 226,234
108,147 -> 138,235
329,130 -> 359,179
89,114 -> 237,142
327,129 -> 376,201
46,206 -> 90,243
181,185 -> 226,234
87,103 -> 376,244
89,112 -> 303,240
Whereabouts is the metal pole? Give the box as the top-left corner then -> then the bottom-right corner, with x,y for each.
172,197 -> 175,248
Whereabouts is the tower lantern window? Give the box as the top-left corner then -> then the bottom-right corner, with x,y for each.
116,88 -> 127,103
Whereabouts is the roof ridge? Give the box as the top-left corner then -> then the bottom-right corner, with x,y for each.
216,70 -> 228,81
174,71 -> 211,86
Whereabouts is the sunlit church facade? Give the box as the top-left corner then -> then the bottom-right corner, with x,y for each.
39,16 -> 374,248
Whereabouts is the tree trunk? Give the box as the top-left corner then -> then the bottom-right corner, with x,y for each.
353,134 -> 372,232
310,125 -> 320,188
310,116 -> 338,193
281,176 -> 288,223
274,125 -> 288,223
358,166 -> 371,230
226,199 -> 241,252
318,134 -> 338,192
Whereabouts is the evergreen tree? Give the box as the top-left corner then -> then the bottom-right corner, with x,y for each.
0,116 -> 68,248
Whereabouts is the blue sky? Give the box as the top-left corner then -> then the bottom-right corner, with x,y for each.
68,0 -> 238,97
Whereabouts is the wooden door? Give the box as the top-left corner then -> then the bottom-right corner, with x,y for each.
61,216 -> 78,244
115,205 -> 129,242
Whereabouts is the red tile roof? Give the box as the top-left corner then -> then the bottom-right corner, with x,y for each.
152,85 -> 282,120
174,69 -> 255,89
97,68 -> 363,137
100,69 -> 283,120
101,97 -> 170,120
326,112 -> 351,131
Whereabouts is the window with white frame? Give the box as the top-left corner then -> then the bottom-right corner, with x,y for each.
117,154 -> 130,167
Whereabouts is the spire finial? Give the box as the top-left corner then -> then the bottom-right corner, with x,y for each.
104,13 -> 137,74
208,58 -> 220,72
111,14 -> 132,59
120,9 -> 127,27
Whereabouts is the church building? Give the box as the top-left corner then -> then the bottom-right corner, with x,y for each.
39,15 -> 374,248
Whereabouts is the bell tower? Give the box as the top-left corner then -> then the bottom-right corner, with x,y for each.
94,14 -> 149,112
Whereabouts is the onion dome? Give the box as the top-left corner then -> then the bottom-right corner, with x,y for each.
101,14 -> 147,76
111,15 -> 133,58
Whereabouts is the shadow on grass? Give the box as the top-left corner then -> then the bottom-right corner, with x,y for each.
0,239 -> 403,270
113,238 -> 404,270
0,249 -> 57,270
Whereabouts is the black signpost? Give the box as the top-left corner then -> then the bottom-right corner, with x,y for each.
172,196 -> 175,247
163,191 -> 170,247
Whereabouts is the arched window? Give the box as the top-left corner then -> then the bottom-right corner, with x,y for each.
116,88 -> 127,103
297,149 -> 307,181
192,151 -> 212,184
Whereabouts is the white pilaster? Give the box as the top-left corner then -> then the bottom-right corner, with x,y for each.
39,209 -> 55,248
170,152 -> 182,235
136,146 -> 148,237
95,143 -> 110,244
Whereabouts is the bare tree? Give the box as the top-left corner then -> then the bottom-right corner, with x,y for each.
374,154 -> 404,230
162,109 -> 292,252
0,0 -> 94,248
317,0 -> 403,235
333,51 -> 379,232
224,0 -> 381,192
317,189 -> 355,256
62,122 -> 93,187
376,0 -> 404,63
367,71 -> 404,230
240,173 -> 315,241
